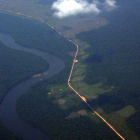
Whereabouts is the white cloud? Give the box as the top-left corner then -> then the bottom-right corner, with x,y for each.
52,0 -> 117,18
104,0 -> 117,11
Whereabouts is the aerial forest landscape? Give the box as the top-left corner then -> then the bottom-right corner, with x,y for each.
0,0 -> 140,140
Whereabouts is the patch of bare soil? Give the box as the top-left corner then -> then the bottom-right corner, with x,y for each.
65,112 -> 79,119
58,99 -> 66,105
33,73 -> 42,77
77,110 -> 88,116
65,110 -> 87,119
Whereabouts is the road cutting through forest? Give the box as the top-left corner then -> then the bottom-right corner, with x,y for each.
1,9 -> 125,140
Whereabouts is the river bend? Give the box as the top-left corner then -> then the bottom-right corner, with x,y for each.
0,32 -> 64,140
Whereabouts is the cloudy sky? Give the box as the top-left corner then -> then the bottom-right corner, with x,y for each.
52,0 -> 117,18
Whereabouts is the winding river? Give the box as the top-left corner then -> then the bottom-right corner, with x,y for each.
0,32 -> 64,140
